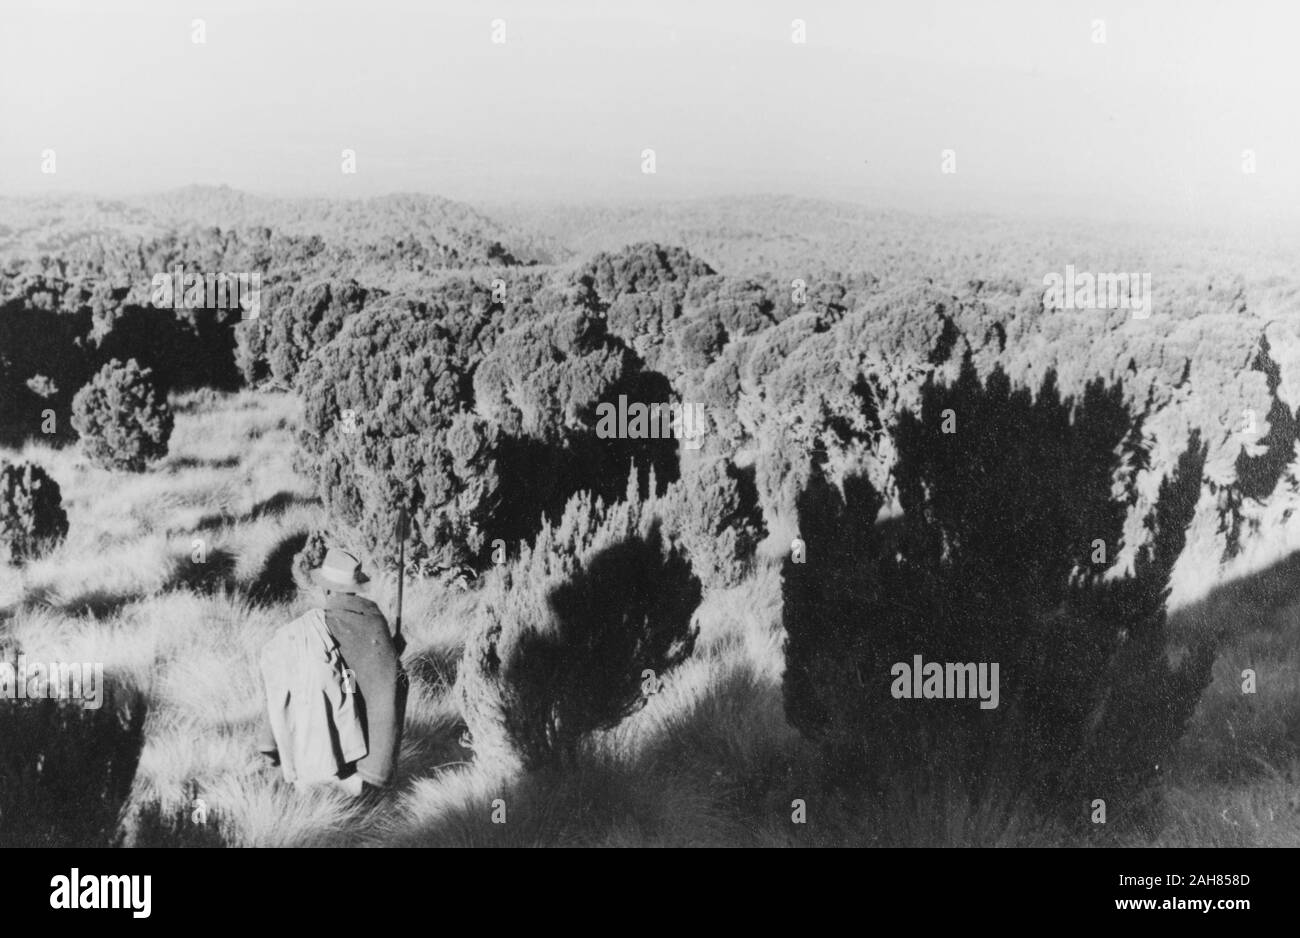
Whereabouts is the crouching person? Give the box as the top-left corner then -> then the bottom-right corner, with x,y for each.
258,548 -> 407,797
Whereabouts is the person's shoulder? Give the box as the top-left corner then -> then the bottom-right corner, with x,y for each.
261,609 -> 321,664
354,595 -> 388,621
292,607 -> 330,627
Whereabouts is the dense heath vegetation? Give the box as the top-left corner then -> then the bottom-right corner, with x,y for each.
3,187 -> 1299,844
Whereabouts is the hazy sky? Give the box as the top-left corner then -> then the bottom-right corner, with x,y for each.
2,0 -> 1297,225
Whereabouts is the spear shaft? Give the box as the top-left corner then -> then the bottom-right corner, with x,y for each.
394,506 -> 409,645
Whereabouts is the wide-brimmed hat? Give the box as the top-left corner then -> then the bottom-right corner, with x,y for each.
312,548 -> 370,590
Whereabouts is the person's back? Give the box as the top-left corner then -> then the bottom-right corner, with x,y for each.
258,548 -> 407,796
258,608 -> 367,788
320,589 -> 406,790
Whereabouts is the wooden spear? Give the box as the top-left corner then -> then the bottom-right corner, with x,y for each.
394,505 -> 409,649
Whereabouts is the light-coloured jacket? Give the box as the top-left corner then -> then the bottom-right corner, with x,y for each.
259,608 -> 367,786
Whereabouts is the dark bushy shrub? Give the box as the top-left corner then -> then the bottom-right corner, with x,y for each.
297,282 -> 680,573
295,302 -> 499,571
0,290 -> 93,444
683,275 -> 775,339
92,303 -> 242,394
0,683 -> 147,847
662,456 -> 763,589
71,359 -> 174,472
473,307 -> 633,442
574,243 -> 714,309
459,477 -> 701,772
0,462 -> 69,564
473,308 -> 681,549
782,360 -> 1215,831
264,280 -> 369,387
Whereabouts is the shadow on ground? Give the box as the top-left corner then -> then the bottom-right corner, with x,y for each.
375,660 -> 812,847
1167,547 -> 1300,784
195,491 -> 320,533
16,584 -> 151,620
248,532 -> 308,605
166,455 -> 241,473
167,547 -> 238,594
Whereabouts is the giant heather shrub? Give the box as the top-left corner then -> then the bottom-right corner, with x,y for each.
92,301 -> 242,394
661,456 -> 763,589
473,306 -> 634,442
71,359 -> 174,472
574,242 -> 714,311
0,284 -> 93,444
296,301 -> 488,570
0,462 -> 69,564
297,278 -> 681,573
741,283 -> 1279,579
258,279 -> 369,387
474,304 -> 679,504
782,360 -> 1216,832
458,474 -> 701,772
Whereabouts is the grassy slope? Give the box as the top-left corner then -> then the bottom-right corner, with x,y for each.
1,390 -> 1296,846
